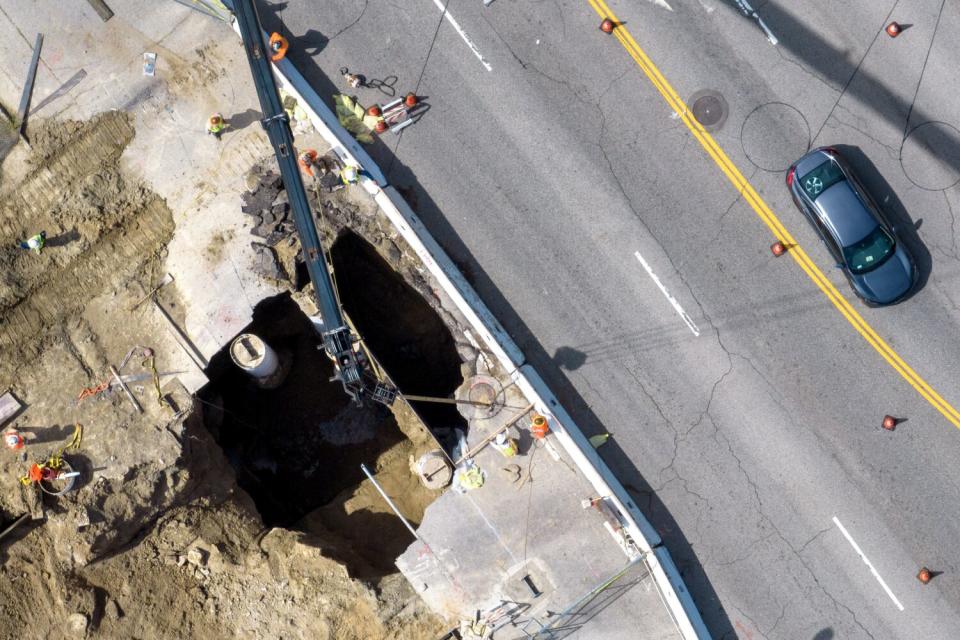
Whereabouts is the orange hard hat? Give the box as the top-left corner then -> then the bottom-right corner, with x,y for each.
28,463 -> 44,483
4,431 -> 24,450
209,115 -> 222,125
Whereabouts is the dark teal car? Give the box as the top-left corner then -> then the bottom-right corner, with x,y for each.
787,147 -> 918,306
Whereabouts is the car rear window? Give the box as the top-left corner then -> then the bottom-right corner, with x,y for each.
843,225 -> 895,274
800,159 -> 845,201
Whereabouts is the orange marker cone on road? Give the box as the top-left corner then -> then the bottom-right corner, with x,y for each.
600,19 -> 615,34
886,22 -> 901,37
770,241 -> 787,256
882,415 -> 897,431
918,567 -> 933,584
405,93 -> 418,108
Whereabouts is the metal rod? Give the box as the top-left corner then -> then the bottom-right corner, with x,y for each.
16,34 -> 43,138
404,394 -> 491,408
404,393 -> 529,411
452,403 -> 535,466
0,513 -> 30,544
110,365 -> 143,413
360,463 -> 421,541
151,299 -> 209,369
130,273 -> 173,311
170,0 -> 225,20
84,0 -> 114,21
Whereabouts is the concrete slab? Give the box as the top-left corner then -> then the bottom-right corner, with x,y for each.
398,397 -> 681,639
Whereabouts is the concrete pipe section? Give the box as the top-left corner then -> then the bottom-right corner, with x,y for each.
230,333 -> 287,389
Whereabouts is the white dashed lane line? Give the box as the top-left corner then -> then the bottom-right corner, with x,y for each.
634,250 -> 700,337
833,516 -> 905,612
429,0 -> 493,71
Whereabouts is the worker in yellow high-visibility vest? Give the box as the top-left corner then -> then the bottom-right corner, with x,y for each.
207,113 -> 228,139
19,231 -> 46,255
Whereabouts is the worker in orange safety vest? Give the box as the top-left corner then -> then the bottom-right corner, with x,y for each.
269,32 -> 289,62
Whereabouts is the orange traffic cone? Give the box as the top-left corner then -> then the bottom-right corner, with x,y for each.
600,19 -> 615,34
882,415 -> 897,431
770,241 -> 787,256
375,120 -> 388,134
918,567 -> 933,584
531,414 -> 550,439
886,22 -> 901,37
404,93 -> 418,108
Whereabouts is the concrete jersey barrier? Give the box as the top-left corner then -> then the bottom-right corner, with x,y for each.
219,7 -> 710,638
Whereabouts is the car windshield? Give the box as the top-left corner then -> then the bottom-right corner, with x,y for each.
800,159 -> 845,201
843,225 -> 895,274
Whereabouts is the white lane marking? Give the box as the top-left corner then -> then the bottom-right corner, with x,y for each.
733,0 -> 778,45
430,0 -> 493,71
634,251 -> 700,337
649,0 -> 674,11
832,516 -> 905,612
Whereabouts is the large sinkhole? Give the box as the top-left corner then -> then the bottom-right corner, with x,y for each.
330,230 -> 468,442
201,294 -> 406,529
199,231 -> 466,578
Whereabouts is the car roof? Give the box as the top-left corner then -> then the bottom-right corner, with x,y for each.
814,181 -> 879,246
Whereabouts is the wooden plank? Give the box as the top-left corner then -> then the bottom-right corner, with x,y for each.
85,0 -> 114,21
0,391 -> 23,426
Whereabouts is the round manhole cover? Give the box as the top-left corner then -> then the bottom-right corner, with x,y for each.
900,121 -> 960,191
740,102 -> 810,172
689,90 -> 728,132
458,375 -> 505,420
469,381 -> 497,406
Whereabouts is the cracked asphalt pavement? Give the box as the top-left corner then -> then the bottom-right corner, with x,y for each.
259,0 -> 960,637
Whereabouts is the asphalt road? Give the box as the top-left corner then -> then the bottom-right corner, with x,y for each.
258,0 -> 960,637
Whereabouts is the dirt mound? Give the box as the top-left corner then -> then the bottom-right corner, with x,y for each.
0,112 -> 172,380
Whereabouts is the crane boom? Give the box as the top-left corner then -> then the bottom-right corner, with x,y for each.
231,0 -> 393,405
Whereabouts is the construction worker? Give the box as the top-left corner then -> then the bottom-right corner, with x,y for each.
19,231 -> 46,254
207,113 -> 227,139
3,429 -> 25,451
269,32 -> 289,62
298,149 -> 318,177
340,165 -> 360,185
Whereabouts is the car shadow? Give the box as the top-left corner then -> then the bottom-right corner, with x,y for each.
249,4 -> 735,636
835,144 -> 932,299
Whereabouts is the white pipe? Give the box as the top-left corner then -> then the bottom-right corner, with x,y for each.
229,333 -> 279,379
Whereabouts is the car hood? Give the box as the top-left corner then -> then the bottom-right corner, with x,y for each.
853,245 -> 915,304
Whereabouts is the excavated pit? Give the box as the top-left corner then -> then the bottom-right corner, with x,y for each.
200,294 -> 408,528
198,226 -> 469,580
330,230 -> 468,447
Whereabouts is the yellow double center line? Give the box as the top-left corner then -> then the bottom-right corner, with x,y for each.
587,0 -> 960,429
